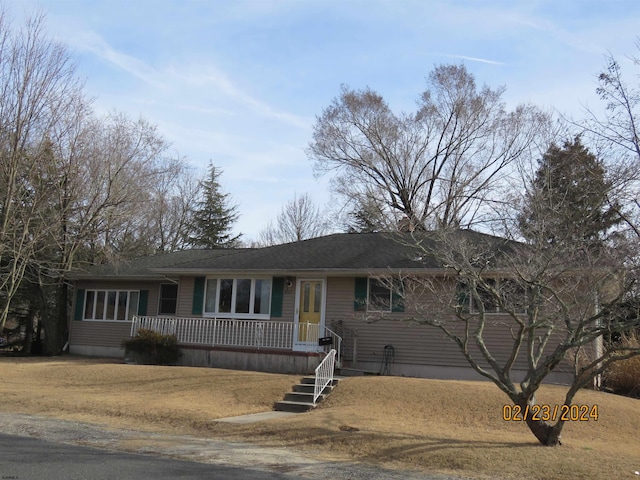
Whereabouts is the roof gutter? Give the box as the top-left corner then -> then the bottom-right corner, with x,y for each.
66,274 -> 170,281
150,267 -> 443,277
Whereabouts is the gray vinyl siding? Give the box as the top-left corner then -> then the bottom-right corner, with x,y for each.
70,280 -> 162,348
69,321 -> 132,348
177,276 -> 198,317
280,277 -> 295,322
325,276 -> 536,370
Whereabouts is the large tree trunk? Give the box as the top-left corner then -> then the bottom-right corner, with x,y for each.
40,279 -> 68,355
21,309 -> 34,354
42,313 -> 64,355
517,398 -> 565,446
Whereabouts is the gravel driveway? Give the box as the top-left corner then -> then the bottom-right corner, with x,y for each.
0,412 -> 469,480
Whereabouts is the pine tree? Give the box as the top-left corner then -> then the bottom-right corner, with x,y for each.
518,136 -> 620,249
188,163 -> 241,248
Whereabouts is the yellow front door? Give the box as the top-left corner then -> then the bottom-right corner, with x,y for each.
298,280 -> 322,342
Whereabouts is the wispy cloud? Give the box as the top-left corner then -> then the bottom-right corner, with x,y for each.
68,29 -> 311,130
71,30 -> 168,91
172,66 -> 312,130
441,54 -> 505,66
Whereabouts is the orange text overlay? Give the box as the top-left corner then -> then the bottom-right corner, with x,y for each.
502,404 -> 599,422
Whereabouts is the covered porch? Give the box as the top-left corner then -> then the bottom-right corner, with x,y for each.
130,316 -> 342,374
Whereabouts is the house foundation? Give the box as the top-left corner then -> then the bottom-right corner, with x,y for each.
177,345 -> 323,375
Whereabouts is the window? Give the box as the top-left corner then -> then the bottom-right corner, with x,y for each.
159,284 -> 178,315
499,279 -> 527,314
368,278 -> 405,312
219,279 -> 233,313
83,290 -> 139,321
368,278 -> 392,311
254,279 -> 271,314
456,278 -> 526,314
354,277 -> 404,313
474,278 -> 499,314
235,279 -> 251,313
203,278 -> 272,317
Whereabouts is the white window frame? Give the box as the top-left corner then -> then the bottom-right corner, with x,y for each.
83,290 -> 139,321
203,277 -> 272,319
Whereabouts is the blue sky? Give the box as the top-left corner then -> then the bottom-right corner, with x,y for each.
10,0 -> 640,241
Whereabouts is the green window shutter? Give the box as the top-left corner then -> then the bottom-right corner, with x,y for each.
455,280 -> 470,313
391,279 -> 405,313
192,277 -> 205,315
271,277 -> 284,317
74,289 -> 85,321
354,277 -> 367,311
138,290 -> 149,316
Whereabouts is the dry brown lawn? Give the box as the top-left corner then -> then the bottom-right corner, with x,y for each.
1,356 -> 638,480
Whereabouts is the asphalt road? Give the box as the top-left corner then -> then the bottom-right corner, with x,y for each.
0,433 -> 294,480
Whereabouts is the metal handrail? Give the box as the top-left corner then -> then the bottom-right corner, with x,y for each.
322,325 -> 342,368
314,349 -> 336,404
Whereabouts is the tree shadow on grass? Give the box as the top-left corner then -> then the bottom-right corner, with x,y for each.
213,422 -> 539,457
215,423 -> 581,478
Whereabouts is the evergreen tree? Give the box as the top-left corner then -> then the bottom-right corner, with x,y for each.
518,136 -> 620,248
188,163 -> 241,248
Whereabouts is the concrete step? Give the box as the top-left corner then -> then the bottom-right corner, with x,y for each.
293,383 -> 334,395
336,367 -> 379,376
275,376 -> 341,413
284,391 -> 326,403
274,400 -> 316,413
299,376 -> 340,386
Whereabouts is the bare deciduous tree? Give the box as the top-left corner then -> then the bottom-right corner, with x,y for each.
582,42 -> 640,240
73,113 -> 170,264
0,10 -> 205,351
29,111 -> 183,353
0,9 -> 85,331
375,224 -> 639,446
308,64 -> 553,231
257,193 -> 330,246
584,45 -> 640,160
371,132 -> 640,446
146,158 -> 201,253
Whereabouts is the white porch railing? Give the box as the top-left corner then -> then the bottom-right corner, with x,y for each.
130,316 -> 179,336
314,349 -> 337,404
131,316 -> 342,365
131,316 -> 294,349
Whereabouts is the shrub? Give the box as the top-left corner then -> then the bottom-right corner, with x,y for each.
603,333 -> 640,398
122,329 -> 182,366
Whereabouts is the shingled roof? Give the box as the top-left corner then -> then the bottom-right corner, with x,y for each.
68,231 -> 518,279
157,233 -> 430,274
67,249 -> 245,280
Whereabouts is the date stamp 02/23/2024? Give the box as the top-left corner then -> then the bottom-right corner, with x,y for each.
502,404 -> 599,422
